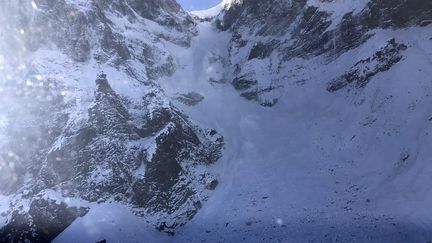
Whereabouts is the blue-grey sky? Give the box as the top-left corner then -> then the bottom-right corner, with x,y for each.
177,0 -> 222,11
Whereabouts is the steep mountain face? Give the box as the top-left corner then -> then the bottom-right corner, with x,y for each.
1,0 -> 432,242
0,0 -> 222,240
218,0 -> 432,105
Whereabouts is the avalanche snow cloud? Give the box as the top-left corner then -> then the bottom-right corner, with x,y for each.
0,0 -> 432,242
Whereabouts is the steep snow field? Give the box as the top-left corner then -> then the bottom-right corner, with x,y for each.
165,24 -> 432,242
54,203 -> 170,243
190,3 -> 223,18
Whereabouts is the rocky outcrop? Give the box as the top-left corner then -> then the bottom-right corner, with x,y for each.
0,0 -> 227,237
0,199 -> 88,242
327,38 -> 408,92
9,0 -> 195,68
175,92 -> 205,106
41,74 -> 219,224
0,73 -> 222,238
0,71 -> 223,239
217,0 -> 432,105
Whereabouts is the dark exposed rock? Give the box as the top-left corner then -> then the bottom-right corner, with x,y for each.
36,73 -> 223,232
248,41 -> 278,60
327,39 -> 407,92
206,179 -> 219,190
175,92 -> 205,106
219,0 -> 432,104
157,221 -> 177,236
232,77 -> 258,91
363,0 -> 432,29
240,91 -> 258,101
13,0 -> 195,66
0,199 -> 88,242
238,85 -> 279,107
218,0 -> 308,36
283,6 -> 333,59
222,0 -> 431,59
135,42 -> 177,80
132,103 -> 223,215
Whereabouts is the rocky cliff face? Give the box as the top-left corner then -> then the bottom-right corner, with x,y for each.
0,0 -> 222,240
216,0 -> 432,106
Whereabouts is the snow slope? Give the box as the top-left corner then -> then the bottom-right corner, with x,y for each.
164,23 -> 432,242
54,203 -> 171,243
190,3 -> 223,19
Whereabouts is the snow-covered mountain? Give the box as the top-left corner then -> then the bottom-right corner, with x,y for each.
0,0 -> 432,242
